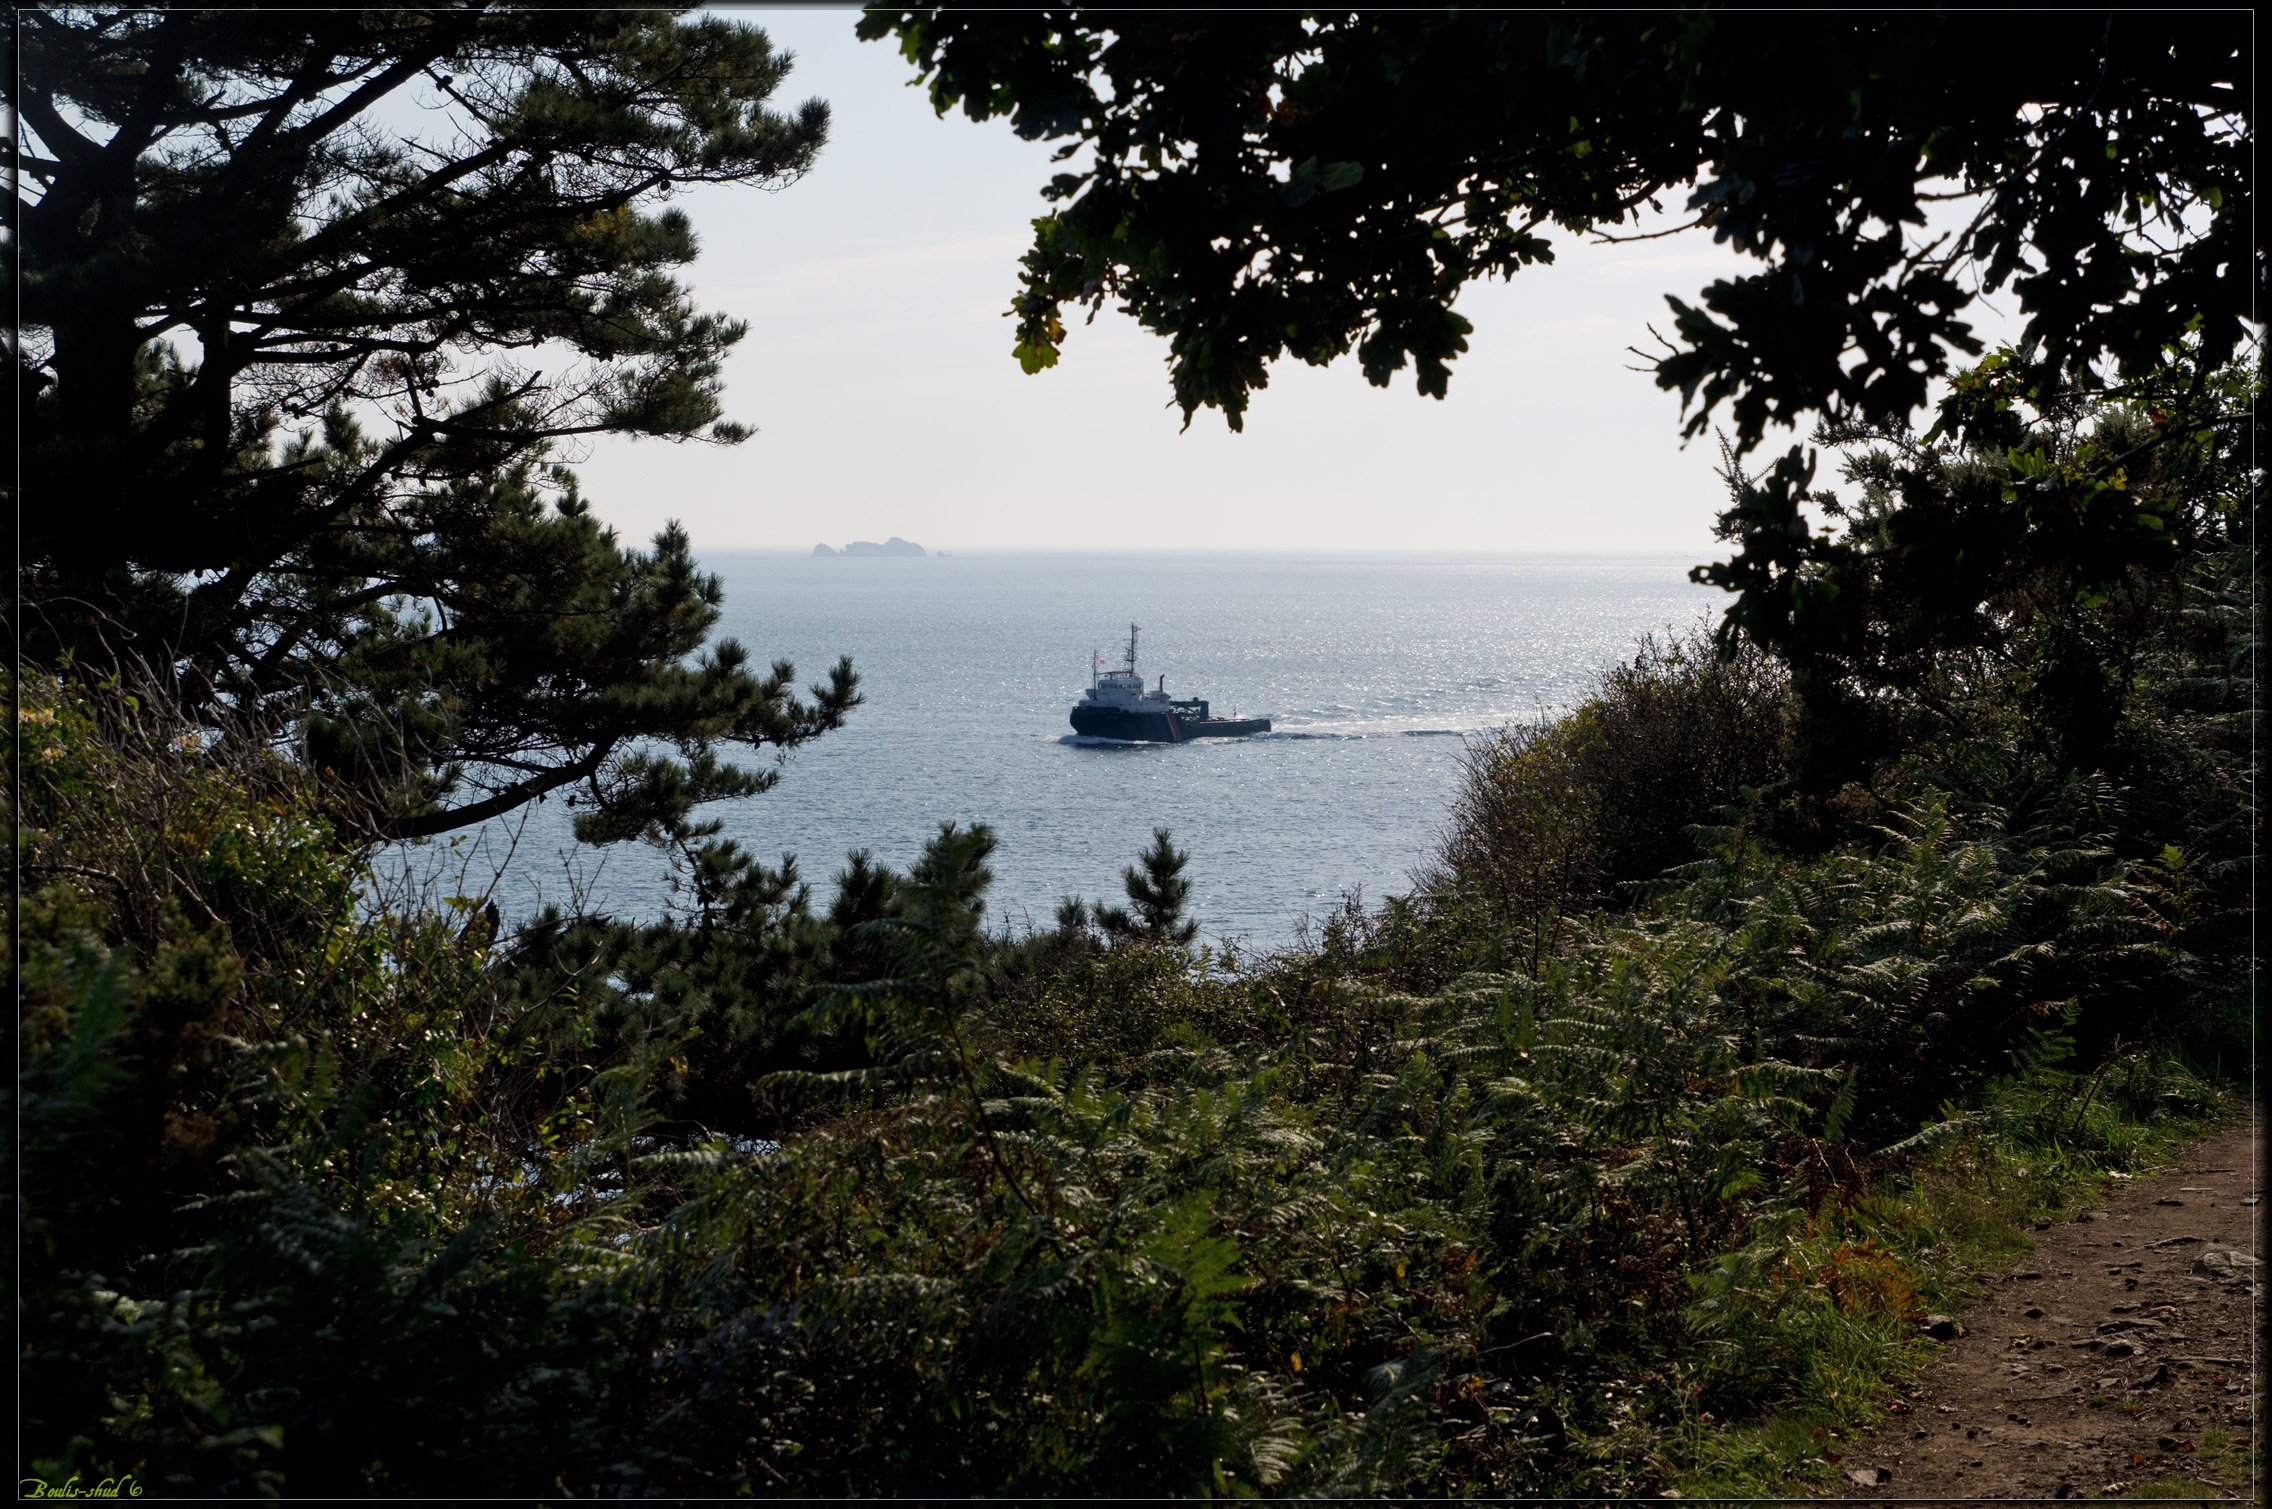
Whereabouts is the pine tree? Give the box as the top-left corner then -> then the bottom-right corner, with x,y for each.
1055,895 -> 1097,939
1094,828 -> 1199,945
14,9 -> 856,842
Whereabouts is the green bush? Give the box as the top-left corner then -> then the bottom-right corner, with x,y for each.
9,363 -> 2252,1497
1418,631 -> 1788,977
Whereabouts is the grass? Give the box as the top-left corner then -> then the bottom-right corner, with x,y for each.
2103,1423 -> 2260,1500
1662,1052 -> 2243,1499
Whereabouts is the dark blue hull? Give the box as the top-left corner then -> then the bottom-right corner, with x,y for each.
1069,706 -> 1271,742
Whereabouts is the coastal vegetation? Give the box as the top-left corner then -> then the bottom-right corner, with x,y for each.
12,7 -> 2253,1499
17,358 -> 2251,1494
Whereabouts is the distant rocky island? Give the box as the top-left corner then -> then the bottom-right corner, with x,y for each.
813,536 -> 927,558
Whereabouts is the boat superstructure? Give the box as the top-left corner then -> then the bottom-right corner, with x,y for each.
1069,624 -> 1271,742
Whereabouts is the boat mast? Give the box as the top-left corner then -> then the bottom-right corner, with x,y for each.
1125,622 -> 1140,675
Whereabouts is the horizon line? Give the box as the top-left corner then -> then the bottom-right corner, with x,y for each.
686,543 -> 1726,559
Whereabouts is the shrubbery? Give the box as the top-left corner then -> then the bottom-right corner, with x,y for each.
1424,630 -> 1788,976
12,361 -> 2255,1496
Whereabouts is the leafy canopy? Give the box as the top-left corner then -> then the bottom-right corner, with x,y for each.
860,10 -> 2253,660
14,8 -> 856,840
862,11 -> 2249,441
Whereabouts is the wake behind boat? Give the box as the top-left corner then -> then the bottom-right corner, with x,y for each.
1070,624 -> 1270,742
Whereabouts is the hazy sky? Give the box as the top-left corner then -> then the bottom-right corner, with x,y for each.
567,10 -> 1855,556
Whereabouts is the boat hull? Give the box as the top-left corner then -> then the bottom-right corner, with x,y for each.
1070,706 -> 1271,742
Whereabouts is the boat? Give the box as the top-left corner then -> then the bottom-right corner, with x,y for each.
1070,624 -> 1271,742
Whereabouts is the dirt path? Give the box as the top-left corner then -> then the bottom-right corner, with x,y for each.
1838,1116 -> 2261,1500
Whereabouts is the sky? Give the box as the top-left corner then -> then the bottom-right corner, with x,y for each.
565,10 -> 1867,556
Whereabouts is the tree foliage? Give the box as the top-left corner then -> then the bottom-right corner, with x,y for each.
863,10 -> 2249,437
13,7 -> 856,841
1095,825 -> 1200,944
10,12 -> 2260,1500
1713,353 -> 2256,790
860,9 -> 2253,665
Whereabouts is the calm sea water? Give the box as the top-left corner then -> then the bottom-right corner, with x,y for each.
460,553 -> 1719,948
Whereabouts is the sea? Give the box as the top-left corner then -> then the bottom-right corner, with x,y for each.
450,552 -> 1721,951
